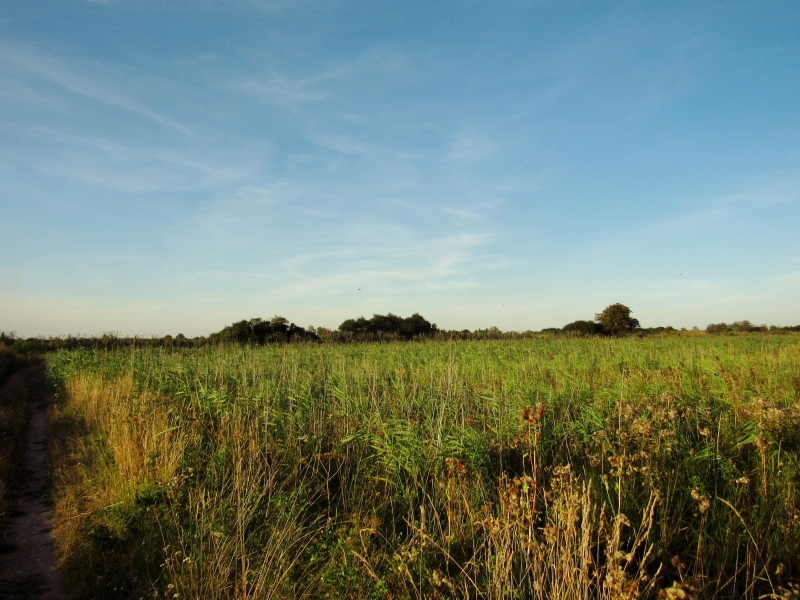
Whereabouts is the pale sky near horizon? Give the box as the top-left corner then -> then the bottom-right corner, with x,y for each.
1,1 -> 799,337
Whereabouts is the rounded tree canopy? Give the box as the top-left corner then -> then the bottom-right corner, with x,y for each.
595,303 -> 640,335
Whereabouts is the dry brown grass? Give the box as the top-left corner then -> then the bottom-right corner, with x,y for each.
50,373 -> 320,599
50,374 -> 187,596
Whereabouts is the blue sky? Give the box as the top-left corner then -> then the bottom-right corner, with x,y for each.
1,1 -> 799,336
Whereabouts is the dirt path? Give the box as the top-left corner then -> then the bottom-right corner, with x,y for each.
0,366 -> 68,599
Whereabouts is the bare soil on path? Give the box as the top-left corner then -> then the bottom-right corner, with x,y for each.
0,366 -> 68,600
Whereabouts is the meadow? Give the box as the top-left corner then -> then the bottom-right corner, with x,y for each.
45,334 -> 800,599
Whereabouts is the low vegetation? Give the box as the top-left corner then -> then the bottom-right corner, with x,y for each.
0,339 -> 34,545
46,334 -> 800,599
6,305 -> 800,354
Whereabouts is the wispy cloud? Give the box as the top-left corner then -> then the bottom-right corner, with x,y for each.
712,171 -> 800,207
172,176 -> 502,296
1,45 -> 193,135
765,269 -> 800,291
443,207 -> 481,221
447,132 -> 496,164
6,125 -> 247,193
268,230 -> 494,297
228,48 -> 407,108
229,76 -> 332,105
644,207 -> 730,237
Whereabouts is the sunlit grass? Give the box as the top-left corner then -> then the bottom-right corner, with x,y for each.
47,335 -> 800,598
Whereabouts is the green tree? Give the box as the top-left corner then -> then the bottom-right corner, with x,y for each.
595,303 -> 640,335
338,313 -> 437,340
563,320 -> 605,336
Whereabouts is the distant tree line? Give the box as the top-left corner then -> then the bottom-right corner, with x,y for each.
2,304 -> 799,352
207,316 -> 316,344
0,313 -> 440,351
337,313 -> 437,340
535,305 -> 800,337
540,303 -> 642,337
705,321 -> 800,334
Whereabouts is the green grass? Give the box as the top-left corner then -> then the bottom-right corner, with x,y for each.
47,335 -> 800,599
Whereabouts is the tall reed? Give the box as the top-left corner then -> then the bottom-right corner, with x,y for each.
48,335 -> 800,598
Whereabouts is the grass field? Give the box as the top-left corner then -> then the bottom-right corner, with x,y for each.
46,334 -> 800,599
